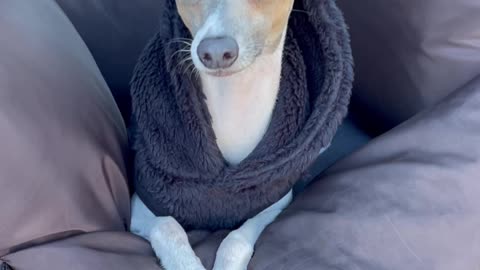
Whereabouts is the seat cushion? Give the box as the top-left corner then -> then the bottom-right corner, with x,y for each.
55,0 -> 165,122
246,76 -> 480,270
337,0 -> 480,132
0,0 -> 130,257
164,76 -> 480,270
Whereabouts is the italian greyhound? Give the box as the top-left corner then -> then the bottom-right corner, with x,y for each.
131,1 -> 296,269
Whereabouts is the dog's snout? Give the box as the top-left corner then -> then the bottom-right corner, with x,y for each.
197,37 -> 239,69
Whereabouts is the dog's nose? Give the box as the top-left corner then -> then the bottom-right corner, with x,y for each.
197,37 -> 239,69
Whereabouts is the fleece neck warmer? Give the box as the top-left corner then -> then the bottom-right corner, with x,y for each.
129,0 -> 353,230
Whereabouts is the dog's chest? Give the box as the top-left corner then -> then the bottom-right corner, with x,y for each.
201,54 -> 282,165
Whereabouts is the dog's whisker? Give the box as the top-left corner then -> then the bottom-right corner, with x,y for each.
170,37 -> 193,41
166,40 -> 185,46
175,62 -> 189,74
184,62 -> 196,77
167,45 -> 192,68
179,41 -> 193,47
173,58 -> 184,72
188,63 -> 198,80
167,39 -> 193,47
193,66 -> 199,80
164,39 -> 191,68
292,9 -> 310,15
174,57 -> 193,74
170,47 -> 191,61
183,60 -> 193,71
166,43 -> 192,51
168,37 -> 193,43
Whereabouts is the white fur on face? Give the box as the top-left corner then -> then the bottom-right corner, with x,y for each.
200,29 -> 287,165
178,0 -> 294,75
190,2 -> 264,75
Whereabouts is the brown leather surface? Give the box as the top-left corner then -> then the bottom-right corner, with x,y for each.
56,0 -> 480,131
337,0 -> 480,131
0,0 -> 130,257
246,76 -> 480,270
3,232 -> 161,270
55,0 -> 165,122
2,1 -> 480,269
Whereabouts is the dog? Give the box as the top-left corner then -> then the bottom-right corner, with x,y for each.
131,1 -> 296,269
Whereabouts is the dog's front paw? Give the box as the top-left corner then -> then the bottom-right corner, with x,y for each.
213,231 -> 254,270
150,217 -> 206,270
130,194 -> 156,240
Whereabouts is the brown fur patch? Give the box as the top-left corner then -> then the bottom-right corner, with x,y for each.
250,0 -> 294,42
176,1 -> 204,34
176,0 -> 293,40
263,1 -> 295,48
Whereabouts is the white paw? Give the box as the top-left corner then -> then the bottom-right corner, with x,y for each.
130,221 -> 149,240
150,217 -> 206,270
276,190 -> 293,211
130,194 -> 156,240
213,231 -> 254,270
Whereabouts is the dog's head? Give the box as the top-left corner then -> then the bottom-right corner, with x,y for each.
176,0 -> 295,77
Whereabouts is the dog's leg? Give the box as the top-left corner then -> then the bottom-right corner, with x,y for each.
212,190 -> 293,270
131,194 -> 206,270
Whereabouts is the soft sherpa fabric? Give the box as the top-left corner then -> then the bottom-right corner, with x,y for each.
129,0 -> 353,231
